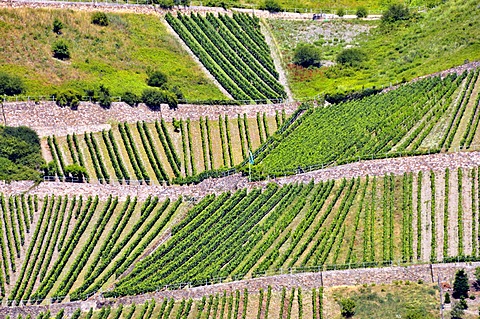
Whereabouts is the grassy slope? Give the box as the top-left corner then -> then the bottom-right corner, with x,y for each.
267,0 -> 480,98
0,8 -> 225,99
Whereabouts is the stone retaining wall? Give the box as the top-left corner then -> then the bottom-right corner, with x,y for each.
1,101 -> 298,137
2,261 -> 480,318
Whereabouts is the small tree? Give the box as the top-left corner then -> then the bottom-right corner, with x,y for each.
336,48 -> 367,67
450,301 -> 465,319
91,12 -> 109,26
260,0 -> 282,12
147,70 -> 168,88
97,85 -> 112,108
64,164 -> 88,182
53,18 -> 64,34
339,298 -> 355,318
121,91 -> 140,107
453,269 -> 470,299
293,44 -> 322,68
382,4 -> 411,23
356,7 -> 368,18
142,88 -> 165,110
52,40 -> 70,60
155,0 -> 174,8
444,292 -> 451,304
0,72 -> 25,96
336,8 -> 345,17
56,89 -> 81,109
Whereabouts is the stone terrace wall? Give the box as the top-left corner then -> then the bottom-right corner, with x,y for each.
3,261 -> 480,318
4,151 -> 478,201
1,101 -> 298,137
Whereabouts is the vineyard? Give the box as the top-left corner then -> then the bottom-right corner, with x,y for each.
257,69 -> 480,176
165,12 -> 287,102
0,165 -> 476,303
45,111 -> 288,184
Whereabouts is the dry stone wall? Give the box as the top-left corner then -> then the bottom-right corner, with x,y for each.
2,262 -> 480,318
1,101 -> 298,137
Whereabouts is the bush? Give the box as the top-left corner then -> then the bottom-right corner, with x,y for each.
155,0 -> 174,8
260,0 -> 282,12
121,91 -> 140,107
53,18 -> 64,34
356,7 -> 368,18
0,72 -> 25,96
97,85 -> 112,108
336,48 -> 367,67
444,292 -> 451,304
56,89 -> 82,109
52,40 -> 70,60
339,298 -> 355,318
453,269 -> 470,299
147,70 -> 168,88
64,164 -> 88,182
382,4 -> 410,23
142,88 -> 178,110
337,8 -> 345,17
91,12 -> 109,26
293,44 -> 322,68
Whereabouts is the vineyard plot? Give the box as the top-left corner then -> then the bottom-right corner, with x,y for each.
165,12 -> 287,102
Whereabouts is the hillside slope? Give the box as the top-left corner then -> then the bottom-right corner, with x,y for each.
0,8 -> 225,100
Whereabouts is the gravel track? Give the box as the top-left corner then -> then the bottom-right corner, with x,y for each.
462,169 -> 473,256
434,172 -> 445,261
447,169 -> 459,257
420,171 -> 431,261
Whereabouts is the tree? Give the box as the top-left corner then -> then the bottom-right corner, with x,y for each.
337,8 -> 345,17
336,48 -> 367,67
293,44 -> 322,68
121,91 -> 140,107
52,40 -> 70,60
97,85 -> 112,108
0,72 -> 25,96
339,298 -> 355,318
453,269 -> 470,299
91,12 -> 109,26
445,292 -> 451,304
450,301 -> 465,319
260,0 -> 282,12
56,89 -> 81,109
356,7 -> 368,18
53,18 -> 64,34
382,4 -> 411,23
147,71 -> 168,88
64,164 -> 88,182
142,88 -> 178,110
155,0 -> 174,8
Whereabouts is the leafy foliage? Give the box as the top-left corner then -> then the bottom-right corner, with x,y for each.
52,40 -> 70,60
356,7 -> 368,18
147,71 -> 168,89
260,0 -> 282,12
56,89 -> 81,109
339,298 -> 356,318
382,4 -> 411,23
91,12 -> 109,26
336,48 -> 367,67
453,269 -> 469,299
0,72 -> 25,96
293,44 -> 322,68
52,18 -> 63,34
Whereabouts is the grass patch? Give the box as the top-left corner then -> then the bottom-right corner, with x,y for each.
0,8 -> 225,100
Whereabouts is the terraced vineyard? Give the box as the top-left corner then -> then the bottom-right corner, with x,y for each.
46,111 -> 287,184
165,12 -> 287,102
256,69 -> 480,176
0,165 -> 477,303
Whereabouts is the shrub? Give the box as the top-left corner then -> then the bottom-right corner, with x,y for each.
382,4 -> 410,23
91,12 -> 109,26
52,40 -> 70,60
336,48 -> 367,67
337,8 -> 345,17
293,44 -> 322,68
0,72 -> 25,96
444,292 -> 451,304
53,18 -> 64,34
339,298 -> 355,318
142,88 -> 178,110
97,85 -> 112,108
56,89 -> 81,109
453,269 -> 470,299
147,70 -> 168,88
356,7 -> 368,18
121,91 -> 140,107
64,164 -> 88,182
450,302 -> 464,319
260,0 -> 282,12
155,0 -> 174,8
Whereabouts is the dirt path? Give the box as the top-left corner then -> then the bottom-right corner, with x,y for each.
447,169 -> 459,257
260,20 -> 294,102
412,173 -> 418,261
435,172 -> 445,261
420,171 -> 431,261
463,169 -> 473,256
